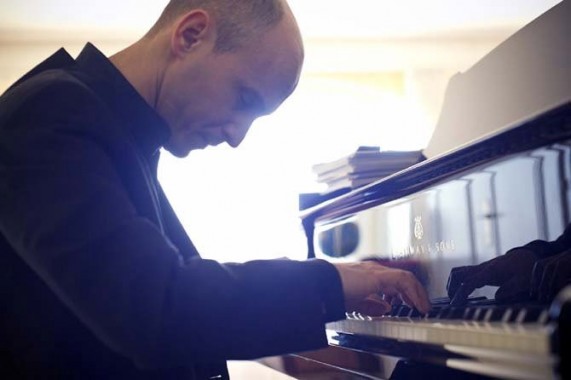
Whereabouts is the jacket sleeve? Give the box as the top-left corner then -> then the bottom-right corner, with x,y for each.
0,77 -> 346,369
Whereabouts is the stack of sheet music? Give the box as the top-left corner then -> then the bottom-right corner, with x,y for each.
312,147 -> 424,193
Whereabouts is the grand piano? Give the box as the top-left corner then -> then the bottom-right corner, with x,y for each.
264,2 -> 571,379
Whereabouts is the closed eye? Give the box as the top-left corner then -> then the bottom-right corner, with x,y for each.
237,86 -> 266,115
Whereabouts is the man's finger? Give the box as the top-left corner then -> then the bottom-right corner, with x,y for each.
357,295 -> 391,316
376,270 -> 430,314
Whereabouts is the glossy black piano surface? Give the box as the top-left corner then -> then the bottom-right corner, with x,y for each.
277,2 -> 571,379
291,102 -> 571,380
306,103 -> 571,301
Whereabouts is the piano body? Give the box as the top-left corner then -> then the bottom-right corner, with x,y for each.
267,2 -> 571,379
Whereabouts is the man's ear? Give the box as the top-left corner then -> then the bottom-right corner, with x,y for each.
171,10 -> 214,57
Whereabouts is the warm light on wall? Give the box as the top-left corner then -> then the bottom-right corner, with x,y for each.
158,71 -> 434,263
0,0 -> 561,264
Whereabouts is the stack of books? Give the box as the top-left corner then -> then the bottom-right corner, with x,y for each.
312,147 -> 424,193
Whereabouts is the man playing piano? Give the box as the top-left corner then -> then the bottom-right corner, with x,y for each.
0,0 -> 430,378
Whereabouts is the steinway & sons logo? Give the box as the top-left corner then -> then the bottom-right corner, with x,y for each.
392,240 -> 456,259
414,216 -> 424,240
390,215 -> 456,259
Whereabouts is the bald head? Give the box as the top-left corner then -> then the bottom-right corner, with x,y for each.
112,0 -> 303,156
147,0 -> 286,52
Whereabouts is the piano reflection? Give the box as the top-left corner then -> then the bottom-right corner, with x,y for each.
266,2 -> 571,379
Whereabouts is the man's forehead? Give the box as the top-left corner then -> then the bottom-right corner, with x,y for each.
253,54 -> 301,114
252,25 -> 303,110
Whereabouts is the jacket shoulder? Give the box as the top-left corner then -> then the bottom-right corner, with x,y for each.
0,68 -> 111,132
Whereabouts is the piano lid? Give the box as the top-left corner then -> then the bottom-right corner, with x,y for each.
423,0 -> 570,160
300,102 -> 571,225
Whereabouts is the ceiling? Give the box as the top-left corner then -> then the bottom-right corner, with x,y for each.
0,0 -> 562,39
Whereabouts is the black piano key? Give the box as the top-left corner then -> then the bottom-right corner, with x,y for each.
397,305 -> 412,317
501,308 -> 515,323
462,307 -> 477,320
472,308 -> 485,321
436,307 -> 450,319
390,305 -> 401,317
427,306 -> 442,319
483,308 -> 505,322
446,307 -> 466,320
410,308 -> 423,318
518,305 -> 547,323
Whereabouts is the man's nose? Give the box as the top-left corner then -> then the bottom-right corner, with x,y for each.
224,119 -> 254,148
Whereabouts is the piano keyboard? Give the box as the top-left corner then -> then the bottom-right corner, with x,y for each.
327,299 -> 554,355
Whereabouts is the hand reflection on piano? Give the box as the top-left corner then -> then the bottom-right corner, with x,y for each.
447,247 -> 538,305
531,248 -> 571,303
447,224 -> 571,305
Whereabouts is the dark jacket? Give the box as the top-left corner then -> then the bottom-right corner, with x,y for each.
0,44 -> 345,379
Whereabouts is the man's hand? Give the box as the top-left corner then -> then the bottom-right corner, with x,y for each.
334,261 -> 431,316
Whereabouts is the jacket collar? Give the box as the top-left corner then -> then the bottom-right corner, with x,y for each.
74,43 -> 171,159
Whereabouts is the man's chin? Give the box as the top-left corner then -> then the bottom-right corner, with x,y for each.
164,139 -> 228,157
163,142 -> 193,158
